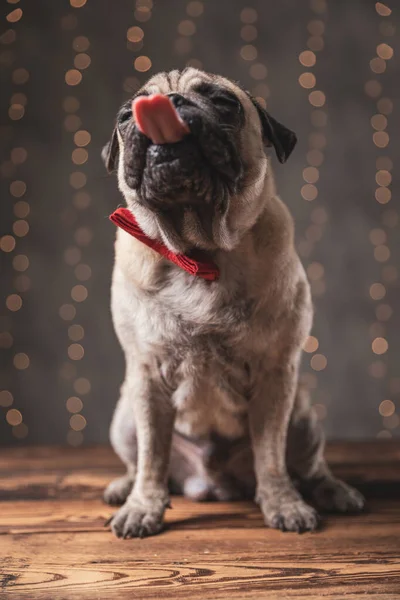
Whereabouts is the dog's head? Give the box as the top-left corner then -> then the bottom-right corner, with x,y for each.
103,68 -> 296,252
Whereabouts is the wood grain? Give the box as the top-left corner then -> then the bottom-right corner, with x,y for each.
1,443 -> 400,599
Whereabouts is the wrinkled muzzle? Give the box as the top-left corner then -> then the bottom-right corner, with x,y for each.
122,94 -> 243,210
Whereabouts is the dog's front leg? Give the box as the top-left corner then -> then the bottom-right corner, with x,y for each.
109,372 -> 175,539
249,359 -> 319,533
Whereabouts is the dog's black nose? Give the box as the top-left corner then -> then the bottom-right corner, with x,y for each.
168,93 -> 193,109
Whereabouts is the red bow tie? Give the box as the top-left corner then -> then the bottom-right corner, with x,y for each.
109,207 -> 220,282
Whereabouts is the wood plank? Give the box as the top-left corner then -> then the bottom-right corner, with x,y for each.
0,442 -> 399,502
1,496 -> 399,534
1,441 -> 399,471
2,515 -> 400,599
1,444 -> 400,599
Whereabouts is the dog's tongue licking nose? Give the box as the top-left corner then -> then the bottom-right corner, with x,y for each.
132,94 -> 189,145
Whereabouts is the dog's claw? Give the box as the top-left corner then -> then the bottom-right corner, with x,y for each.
107,497 -> 166,539
262,498 -> 320,534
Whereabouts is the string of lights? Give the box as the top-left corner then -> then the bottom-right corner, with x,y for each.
123,0 -> 154,99
367,2 -> 397,438
1,1 -> 29,440
59,0 -> 93,446
297,0 -> 329,424
239,7 -> 269,109
133,1 -> 153,77
177,1 -> 204,70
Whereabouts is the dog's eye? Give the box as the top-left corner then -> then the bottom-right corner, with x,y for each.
194,82 -> 242,122
119,110 -> 132,124
196,83 -> 239,106
211,93 -> 243,125
211,93 -> 241,111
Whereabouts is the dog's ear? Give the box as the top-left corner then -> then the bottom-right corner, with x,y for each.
102,127 -> 119,173
251,96 -> 297,163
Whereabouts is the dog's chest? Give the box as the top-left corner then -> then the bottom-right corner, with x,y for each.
169,330 -> 253,439
153,288 -> 255,438
113,265 -> 267,439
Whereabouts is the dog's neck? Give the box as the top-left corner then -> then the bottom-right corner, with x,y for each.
110,207 -> 220,281
118,160 -> 274,257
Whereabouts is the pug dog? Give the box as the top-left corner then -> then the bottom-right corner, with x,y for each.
102,68 -> 364,539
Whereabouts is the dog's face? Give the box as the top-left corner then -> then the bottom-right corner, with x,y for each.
103,68 -> 296,252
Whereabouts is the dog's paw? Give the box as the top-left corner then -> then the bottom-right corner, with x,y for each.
103,475 -> 134,506
311,477 -> 365,513
106,497 -> 167,539
260,497 -> 320,533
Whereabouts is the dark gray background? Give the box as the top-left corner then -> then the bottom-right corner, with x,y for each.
1,0 -> 399,445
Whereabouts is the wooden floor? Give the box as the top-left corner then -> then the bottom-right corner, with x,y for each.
0,443 -> 400,599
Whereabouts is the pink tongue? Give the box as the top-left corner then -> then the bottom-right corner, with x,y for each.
132,94 -> 189,144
